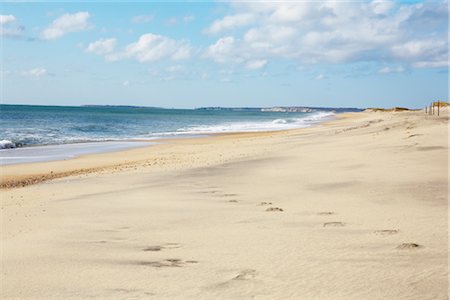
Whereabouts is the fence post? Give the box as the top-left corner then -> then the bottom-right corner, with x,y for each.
425,106 -> 427,114
437,101 -> 440,116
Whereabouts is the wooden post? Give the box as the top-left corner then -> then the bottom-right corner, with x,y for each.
437,100 -> 440,116
425,106 -> 427,114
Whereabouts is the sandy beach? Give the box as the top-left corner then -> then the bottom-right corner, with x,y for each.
1,110 -> 448,299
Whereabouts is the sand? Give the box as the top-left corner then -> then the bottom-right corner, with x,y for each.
1,110 -> 448,299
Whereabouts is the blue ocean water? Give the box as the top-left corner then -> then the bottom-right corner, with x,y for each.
0,104 -> 347,149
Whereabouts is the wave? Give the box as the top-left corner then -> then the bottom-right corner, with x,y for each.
172,111 -> 335,135
0,140 -> 16,149
0,137 -> 123,150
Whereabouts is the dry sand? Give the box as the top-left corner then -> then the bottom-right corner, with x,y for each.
1,110 -> 448,299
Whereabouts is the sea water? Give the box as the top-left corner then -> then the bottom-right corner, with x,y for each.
0,104 -> 358,164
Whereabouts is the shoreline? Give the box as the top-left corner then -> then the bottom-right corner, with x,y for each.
0,111 -> 338,166
0,108 -> 339,152
0,112 -> 345,189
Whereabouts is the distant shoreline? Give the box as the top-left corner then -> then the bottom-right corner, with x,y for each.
1,103 -> 364,111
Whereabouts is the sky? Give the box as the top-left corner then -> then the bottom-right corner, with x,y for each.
1,0 -> 448,109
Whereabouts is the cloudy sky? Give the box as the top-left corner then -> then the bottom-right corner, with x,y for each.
1,1 -> 448,108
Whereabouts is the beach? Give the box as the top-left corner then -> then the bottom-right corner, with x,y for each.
0,109 -> 448,299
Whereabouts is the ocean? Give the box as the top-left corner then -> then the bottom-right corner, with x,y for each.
0,104 -> 359,164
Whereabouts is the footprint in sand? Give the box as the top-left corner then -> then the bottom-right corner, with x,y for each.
107,288 -> 155,297
134,258 -> 197,268
221,193 -> 238,197
220,194 -> 239,202
317,211 -> 334,216
163,243 -> 181,249
136,259 -> 182,268
142,243 -> 180,252
406,134 -> 423,139
233,269 -> 257,281
323,222 -> 345,227
199,190 -> 221,194
185,260 -> 198,264
258,202 -> 273,206
397,243 -> 422,249
143,246 -> 163,252
210,269 -> 257,289
374,229 -> 399,235
266,207 -> 284,212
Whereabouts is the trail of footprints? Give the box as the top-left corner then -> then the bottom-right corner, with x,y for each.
318,211 -> 421,249
103,183 -> 422,300
89,181 -> 422,298
204,187 -> 409,273
137,243 -> 198,268
130,185 -> 420,282
197,186 -> 421,250
199,186 -> 285,212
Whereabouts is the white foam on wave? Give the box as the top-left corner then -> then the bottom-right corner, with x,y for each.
0,140 -> 16,149
171,111 -> 335,135
0,136 -> 133,149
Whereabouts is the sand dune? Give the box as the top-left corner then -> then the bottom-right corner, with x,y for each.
1,110 -> 448,299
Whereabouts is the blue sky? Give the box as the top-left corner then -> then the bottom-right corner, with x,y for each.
1,1 -> 448,109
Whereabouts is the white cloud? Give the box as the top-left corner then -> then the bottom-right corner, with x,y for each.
41,11 -> 90,40
413,61 -> 449,69
171,45 -> 191,60
390,38 -> 448,68
0,15 -> 16,25
268,3 -> 328,23
0,14 -> 24,37
204,2 -> 448,69
391,39 -> 445,60
21,68 -> 48,78
315,74 -> 326,80
245,59 -> 267,70
106,33 -> 191,63
131,15 -> 154,24
206,36 -> 241,64
371,0 -> 394,15
378,66 -> 405,74
206,13 -> 255,34
122,80 -> 130,86
86,38 -> 117,55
